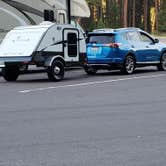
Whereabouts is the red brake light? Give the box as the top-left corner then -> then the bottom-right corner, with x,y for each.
112,43 -> 120,48
104,43 -> 120,48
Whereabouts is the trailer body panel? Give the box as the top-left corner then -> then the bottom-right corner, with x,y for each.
0,22 -> 86,81
0,25 -> 53,57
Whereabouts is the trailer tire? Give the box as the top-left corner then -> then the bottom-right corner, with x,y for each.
47,60 -> 64,81
2,66 -> 20,81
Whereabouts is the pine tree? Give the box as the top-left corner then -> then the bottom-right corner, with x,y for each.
158,0 -> 166,32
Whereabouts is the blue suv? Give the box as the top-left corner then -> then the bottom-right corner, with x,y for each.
84,28 -> 166,74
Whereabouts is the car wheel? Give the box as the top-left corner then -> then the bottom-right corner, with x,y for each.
47,60 -> 64,81
157,52 -> 166,71
84,66 -> 97,75
121,55 -> 135,74
2,66 -> 20,81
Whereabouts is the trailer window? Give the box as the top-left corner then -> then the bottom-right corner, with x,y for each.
67,33 -> 77,57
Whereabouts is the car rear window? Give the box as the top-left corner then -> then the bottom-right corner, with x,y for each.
88,34 -> 115,44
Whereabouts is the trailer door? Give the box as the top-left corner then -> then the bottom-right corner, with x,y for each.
63,29 -> 79,62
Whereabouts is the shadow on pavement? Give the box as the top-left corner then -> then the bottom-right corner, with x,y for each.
0,67 -> 164,83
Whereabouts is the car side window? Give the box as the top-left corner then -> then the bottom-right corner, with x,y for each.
126,31 -> 141,42
140,32 -> 153,44
121,33 -> 128,41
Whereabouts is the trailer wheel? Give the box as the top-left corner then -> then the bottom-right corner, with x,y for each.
2,66 -> 20,81
47,60 -> 64,81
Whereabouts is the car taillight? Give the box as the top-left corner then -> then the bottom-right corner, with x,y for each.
104,43 -> 120,48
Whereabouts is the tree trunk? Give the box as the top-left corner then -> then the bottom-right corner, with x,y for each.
155,0 -> 159,34
123,0 -> 128,27
119,0 -> 123,26
144,0 -> 148,31
106,0 -> 111,27
132,0 -> 136,27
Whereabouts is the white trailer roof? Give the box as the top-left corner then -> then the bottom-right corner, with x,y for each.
0,25 -> 50,57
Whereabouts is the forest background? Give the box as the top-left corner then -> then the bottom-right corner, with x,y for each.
81,0 -> 166,34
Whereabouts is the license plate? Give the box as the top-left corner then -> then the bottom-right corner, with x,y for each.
91,47 -> 99,52
0,61 -> 5,67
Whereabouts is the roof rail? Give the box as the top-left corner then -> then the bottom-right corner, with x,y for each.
92,27 -> 142,33
115,27 -> 141,32
93,28 -> 115,33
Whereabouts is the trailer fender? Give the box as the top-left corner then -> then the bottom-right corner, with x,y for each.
44,55 -> 66,67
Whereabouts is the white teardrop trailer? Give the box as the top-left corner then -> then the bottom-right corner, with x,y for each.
0,20 -> 86,81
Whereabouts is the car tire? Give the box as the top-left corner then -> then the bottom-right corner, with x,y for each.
121,55 -> 135,74
84,66 -> 97,75
2,66 -> 20,81
47,60 -> 64,81
157,52 -> 166,71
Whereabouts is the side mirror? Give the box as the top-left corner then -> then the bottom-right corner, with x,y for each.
154,38 -> 159,43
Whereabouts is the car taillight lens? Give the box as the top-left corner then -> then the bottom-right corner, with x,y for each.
104,43 -> 120,48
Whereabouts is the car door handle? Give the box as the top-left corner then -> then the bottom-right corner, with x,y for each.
131,45 -> 135,48
146,46 -> 149,48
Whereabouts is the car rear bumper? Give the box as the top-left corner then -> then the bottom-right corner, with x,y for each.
85,63 -> 123,70
87,57 -> 123,64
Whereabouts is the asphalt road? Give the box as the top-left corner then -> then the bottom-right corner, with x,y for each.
0,67 -> 166,166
